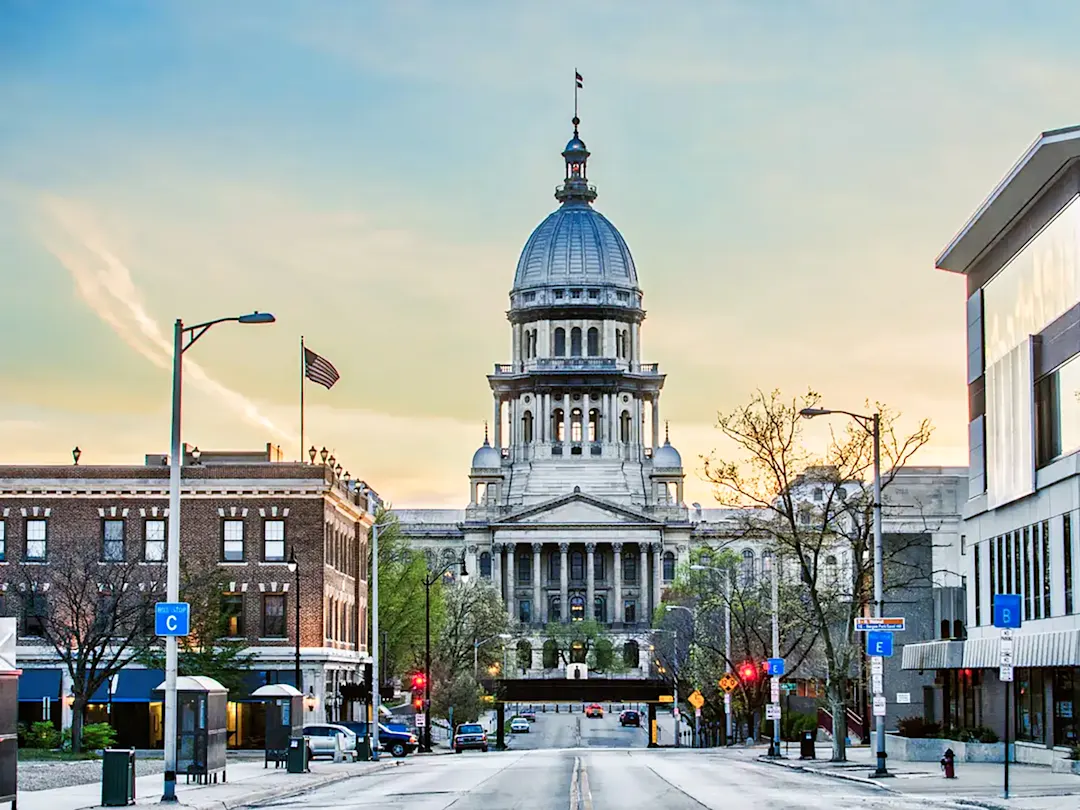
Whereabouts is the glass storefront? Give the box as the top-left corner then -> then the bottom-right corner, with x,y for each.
942,669 -> 982,732
1053,668 -> 1079,747
1016,668 -> 1046,744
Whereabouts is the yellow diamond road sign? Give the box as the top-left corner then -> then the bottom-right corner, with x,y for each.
718,673 -> 738,693
688,690 -> 705,709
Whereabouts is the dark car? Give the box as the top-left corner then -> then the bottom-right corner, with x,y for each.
619,710 -> 641,727
338,721 -> 418,758
453,723 -> 489,753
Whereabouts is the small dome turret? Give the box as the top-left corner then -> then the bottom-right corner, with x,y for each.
653,425 -> 682,468
471,426 -> 501,469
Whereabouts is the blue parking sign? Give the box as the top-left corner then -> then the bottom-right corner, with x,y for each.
766,658 -> 785,676
155,602 -> 190,637
993,594 -> 1021,629
866,631 -> 893,657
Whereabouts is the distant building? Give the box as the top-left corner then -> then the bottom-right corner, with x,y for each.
0,443 -> 374,748
904,125 -> 1080,762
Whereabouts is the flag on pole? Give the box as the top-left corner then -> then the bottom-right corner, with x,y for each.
575,71 -> 583,89
303,347 -> 340,389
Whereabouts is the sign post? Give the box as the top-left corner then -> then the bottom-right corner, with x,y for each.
855,616 -> 902,777
993,594 -> 1021,800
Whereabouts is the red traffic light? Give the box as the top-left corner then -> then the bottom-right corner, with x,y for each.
412,673 -> 427,690
413,697 -> 423,711
739,662 -> 757,682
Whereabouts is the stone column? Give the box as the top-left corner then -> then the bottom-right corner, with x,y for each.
505,544 -> 516,622
559,543 -> 569,623
491,543 -> 503,600
586,543 -> 596,623
493,394 -> 502,449
652,394 -> 660,451
467,544 -> 478,583
612,542 -> 623,627
540,393 -> 548,442
532,542 -> 543,626
652,542 -> 663,614
639,544 -> 650,622
631,322 -> 641,371
563,406 -> 572,449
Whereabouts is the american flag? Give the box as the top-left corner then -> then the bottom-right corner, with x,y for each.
303,347 -> 340,389
575,71 -> 583,89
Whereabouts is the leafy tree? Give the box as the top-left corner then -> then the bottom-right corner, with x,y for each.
17,544 -> 161,753
372,508 -> 446,681
539,620 -> 627,674
140,563 -> 255,696
433,581 -> 509,681
430,672 -> 486,725
702,389 -> 932,761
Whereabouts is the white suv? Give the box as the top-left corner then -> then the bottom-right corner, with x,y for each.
303,724 -> 357,760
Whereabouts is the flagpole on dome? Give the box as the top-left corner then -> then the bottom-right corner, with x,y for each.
300,335 -> 306,462
574,69 -> 583,122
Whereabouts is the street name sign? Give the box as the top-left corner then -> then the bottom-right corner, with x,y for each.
854,617 -> 905,632
866,631 -> 894,657
155,602 -> 190,637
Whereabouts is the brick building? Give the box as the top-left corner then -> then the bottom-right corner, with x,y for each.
0,444 -> 375,748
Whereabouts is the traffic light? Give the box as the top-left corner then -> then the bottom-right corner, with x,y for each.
411,673 -> 427,691
413,696 -> 423,711
739,661 -> 757,682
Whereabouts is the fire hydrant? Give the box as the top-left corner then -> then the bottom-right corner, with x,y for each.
941,747 -> 956,779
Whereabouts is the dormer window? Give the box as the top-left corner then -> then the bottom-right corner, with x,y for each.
571,289 -> 582,299
554,290 -> 565,300
523,291 -> 536,303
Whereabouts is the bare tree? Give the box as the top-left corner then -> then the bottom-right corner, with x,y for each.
18,545 -> 163,752
703,389 -> 932,761
434,581 -> 509,680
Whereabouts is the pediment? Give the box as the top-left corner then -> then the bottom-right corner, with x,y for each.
495,493 -> 657,527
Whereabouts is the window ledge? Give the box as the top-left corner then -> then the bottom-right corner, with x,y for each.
258,637 -> 288,642
259,561 -> 288,566
139,561 -> 166,566
219,561 -> 248,566
23,561 -> 47,565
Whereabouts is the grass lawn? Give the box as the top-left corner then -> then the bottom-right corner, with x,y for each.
18,750 -> 99,761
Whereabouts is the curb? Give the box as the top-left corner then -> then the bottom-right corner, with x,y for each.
144,762 -> 402,810
755,755 -> 898,794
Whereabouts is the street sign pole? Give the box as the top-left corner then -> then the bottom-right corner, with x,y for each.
993,595 -> 1021,800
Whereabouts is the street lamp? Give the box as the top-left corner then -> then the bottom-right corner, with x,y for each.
366,510 -> 395,762
422,555 -> 469,752
163,310 -> 274,803
763,552 -> 781,757
691,563 -> 734,744
664,605 -> 694,747
474,634 -> 512,679
800,405 -> 887,778
287,550 -> 301,689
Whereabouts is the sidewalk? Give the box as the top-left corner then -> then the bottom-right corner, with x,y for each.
754,743 -> 1080,810
16,757 -> 403,810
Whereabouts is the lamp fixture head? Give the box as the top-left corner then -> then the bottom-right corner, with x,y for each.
799,407 -> 830,418
335,463 -> 342,477
309,445 -> 317,463
328,454 -> 336,469
72,446 -> 81,465
287,549 -> 298,574
320,447 -> 329,464
237,311 -> 276,324
191,446 -> 202,463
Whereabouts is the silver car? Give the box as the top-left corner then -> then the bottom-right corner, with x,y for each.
302,724 -> 358,760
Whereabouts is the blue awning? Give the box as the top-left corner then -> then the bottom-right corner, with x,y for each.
88,679 -> 110,703
236,670 -> 298,701
17,669 -> 61,702
113,670 -> 165,703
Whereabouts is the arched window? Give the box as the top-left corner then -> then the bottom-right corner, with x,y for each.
762,550 -> 774,578
571,409 -> 583,442
940,619 -> 950,640
825,554 -> 838,586
554,328 -> 566,356
570,327 -> 582,357
741,549 -> 756,585
620,411 -> 631,442
530,329 -> 538,358
593,596 -> 607,623
549,549 -> 561,581
616,330 -> 623,358
570,638 -> 586,661
548,595 -> 561,623
587,327 -> 599,356
594,552 -> 605,581
623,640 -> 640,668
588,409 -> 600,442
953,619 -> 965,639
516,640 -> 532,671
570,596 -> 586,623
479,551 -> 492,578
542,639 -> 559,669
570,551 -> 585,581
518,549 -> 532,583
662,551 -> 676,581
623,552 -> 637,583
522,411 -> 533,444
553,409 -> 565,442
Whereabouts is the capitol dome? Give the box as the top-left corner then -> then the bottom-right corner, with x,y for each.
510,118 -> 641,307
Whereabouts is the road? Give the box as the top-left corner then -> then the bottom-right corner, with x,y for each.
254,748 -> 951,810
503,705 -> 652,750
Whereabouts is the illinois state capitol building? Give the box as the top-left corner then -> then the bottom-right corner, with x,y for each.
395,114 -> 969,679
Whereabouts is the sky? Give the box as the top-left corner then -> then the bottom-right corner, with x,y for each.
2,1 -> 1079,507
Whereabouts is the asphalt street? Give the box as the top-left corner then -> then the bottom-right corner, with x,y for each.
253,748 -> 954,810
504,705 -> 652,750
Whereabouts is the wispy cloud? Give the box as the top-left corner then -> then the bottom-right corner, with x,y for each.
38,195 -> 293,444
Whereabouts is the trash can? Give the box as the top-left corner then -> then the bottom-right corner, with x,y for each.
101,748 -> 136,806
286,736 -> 308,774
799,730 -> 816,760
356,738 -> 371,762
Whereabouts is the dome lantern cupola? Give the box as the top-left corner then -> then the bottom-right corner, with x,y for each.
555,117 -> 598,204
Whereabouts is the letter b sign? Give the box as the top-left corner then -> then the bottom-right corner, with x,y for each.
993,594 -> 1021,629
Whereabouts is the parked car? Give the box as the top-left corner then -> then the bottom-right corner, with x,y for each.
521,709 -> 537,722
619,710 -> 641,727
302,724 -> 357,760
510,717 -> 530,733
453,723 -> 489,753
585,704 -> 604,718
337,721 -> 418,757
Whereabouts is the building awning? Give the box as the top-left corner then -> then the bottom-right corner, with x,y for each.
112,670 -> 165,703
901,640 -> 965,671
236,670 -> 298,701
17,669 -> 61,702
88,679 -> 111,703
964,629 -> 1080,669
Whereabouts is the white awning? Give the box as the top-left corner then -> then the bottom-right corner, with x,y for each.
963,629 -> 1080,669
900,640 -> 964,671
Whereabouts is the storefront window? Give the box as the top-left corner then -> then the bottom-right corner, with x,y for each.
1016,668 -> 1046,744
1054,668 -> 1078,747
